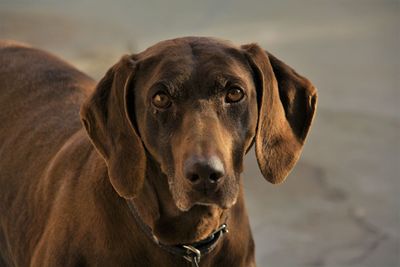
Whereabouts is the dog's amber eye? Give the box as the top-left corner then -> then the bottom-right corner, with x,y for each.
225,87 -> 245,103
152,92 -> 171,109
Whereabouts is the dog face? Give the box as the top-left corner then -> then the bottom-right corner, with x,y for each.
132,38 -> 258,211
80,37 -> 317,212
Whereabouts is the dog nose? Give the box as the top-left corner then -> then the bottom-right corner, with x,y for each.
184,156 -> 225,184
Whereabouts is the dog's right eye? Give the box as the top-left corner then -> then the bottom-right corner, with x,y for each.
152,92 -> 172,109
225,87 -> 245,103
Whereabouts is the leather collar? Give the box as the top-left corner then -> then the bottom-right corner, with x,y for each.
126,200 -> 228,267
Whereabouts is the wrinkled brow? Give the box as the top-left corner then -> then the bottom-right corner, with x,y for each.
213,74 -> 247,88
142,62 -> 193,97
151,79 -> 186,98
152,71 -> 249,99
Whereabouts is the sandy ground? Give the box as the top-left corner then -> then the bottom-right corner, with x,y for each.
1,0 -> 399,266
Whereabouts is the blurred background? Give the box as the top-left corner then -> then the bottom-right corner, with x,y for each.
1,0 -> 399,266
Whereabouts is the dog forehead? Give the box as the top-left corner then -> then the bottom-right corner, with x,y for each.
136,38 -> 251,89
139,37 -> 238,58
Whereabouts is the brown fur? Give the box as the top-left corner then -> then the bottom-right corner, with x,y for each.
0,37 -> 317,266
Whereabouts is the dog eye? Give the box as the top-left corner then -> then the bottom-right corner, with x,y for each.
225,87 -> 245,103
152,92 -> 171,109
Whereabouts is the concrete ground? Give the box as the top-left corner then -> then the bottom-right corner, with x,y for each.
1,0 -> 399,266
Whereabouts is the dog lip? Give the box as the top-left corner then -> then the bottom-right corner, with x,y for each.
176,204 -> 192,212
193,195 -> 235,210
193,201 -> 217,207
193,201 -> 233,211
174,198 -> 223,212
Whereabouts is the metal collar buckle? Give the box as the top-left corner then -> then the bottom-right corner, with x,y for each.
183,245 -> 201,267
181,224 -> 228,266
215,223 -> 228,235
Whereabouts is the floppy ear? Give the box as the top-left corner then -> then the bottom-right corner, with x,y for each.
80,55 -> 146,198
242,44 -> 317,184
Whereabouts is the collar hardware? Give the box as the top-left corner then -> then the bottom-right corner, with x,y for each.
182,245 -> 201,266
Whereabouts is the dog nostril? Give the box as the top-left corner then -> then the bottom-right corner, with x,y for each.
209,172 -> 223,183
189,174 -> 200,183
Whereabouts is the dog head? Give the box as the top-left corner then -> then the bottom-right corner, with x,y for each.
80,37 -> 317,213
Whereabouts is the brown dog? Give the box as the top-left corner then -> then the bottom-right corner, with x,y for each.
0,37 -> 317,267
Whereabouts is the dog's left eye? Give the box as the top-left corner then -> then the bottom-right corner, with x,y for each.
225,87 -> 245,103
152,92 -> 172,109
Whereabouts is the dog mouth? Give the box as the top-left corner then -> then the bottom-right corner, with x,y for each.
193,198 -> 238,210
176,199 -> 232,212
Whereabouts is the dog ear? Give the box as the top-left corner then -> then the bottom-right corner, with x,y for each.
80,55 -> 146,198
242,44 -> 317,184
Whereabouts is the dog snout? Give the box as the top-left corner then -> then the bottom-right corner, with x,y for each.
183,155 -> 225,185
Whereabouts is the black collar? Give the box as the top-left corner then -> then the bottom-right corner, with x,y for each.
126,200 -> 228,267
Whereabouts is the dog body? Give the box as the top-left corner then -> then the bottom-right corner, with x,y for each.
0,38 -> 317,266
